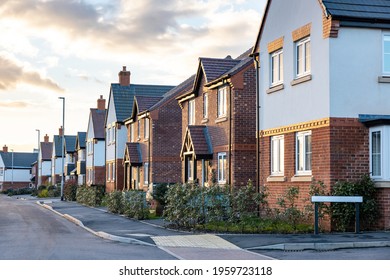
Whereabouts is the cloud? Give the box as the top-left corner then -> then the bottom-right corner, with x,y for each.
0,101 -> 29,108
0,54 -> 64,92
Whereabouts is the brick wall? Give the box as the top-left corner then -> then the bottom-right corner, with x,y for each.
1,182 -> 31,191
94,166 -> 106,185
375,188 -> 390,230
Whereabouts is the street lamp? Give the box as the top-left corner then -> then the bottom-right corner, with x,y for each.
11,149 -> 14,187
36,129 -> 41,187
59,97 -> 65,201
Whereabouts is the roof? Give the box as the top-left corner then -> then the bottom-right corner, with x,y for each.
135,95 -> 163,114
90,109 -> 106,139
180,126 -> 213,159
322,0 -> 390,22
252,0 -> 390,55
150,75 -> 196,111
53,135 -> 77,157
110,83 -> 175,123
76,132 -> 87,149
200,56 -> 241,83
125,143 -> 142,166
40,142 -> 53,161
0,151 -> 38,169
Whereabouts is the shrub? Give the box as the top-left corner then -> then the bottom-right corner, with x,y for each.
276,186 -> 306,231
64,179 -> 78,201
123,190 -> 149,220
331,174 -> 378,231
76,185 -> 105,207
105,191 -> 125,214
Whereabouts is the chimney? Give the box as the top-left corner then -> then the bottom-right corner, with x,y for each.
2,145 -> 8,153
118,66 -> 130,86
97,95 -> 106,110
59,126 -> 63,136
44,134 -> 49,143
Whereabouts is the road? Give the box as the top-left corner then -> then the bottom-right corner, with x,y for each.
0,195 -> 176,260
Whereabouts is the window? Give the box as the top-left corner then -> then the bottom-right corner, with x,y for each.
186,156 -> 193,181
188,99 -> 195,125
111,125 -> 116,144
296,37 -> 311,77
112,162 -> 115,180
144,163 -> 149,185
131,123 -> 135,142
144,118 -> 150,139
107,127 -> 111,144
271,49 -> 283,86
107,163 -> 111,181
218,152 -> 227,183
137,120 -> 141,139
271,135 -> 284,175
296,131 -> 312,175
371,129 -> 382,178
203,93 -> 208,119
384,35 -> 390,75
218,87 -> 227,117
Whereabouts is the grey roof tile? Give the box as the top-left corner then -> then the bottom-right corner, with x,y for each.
91,109 -> 106,139
0,151 -> 37,169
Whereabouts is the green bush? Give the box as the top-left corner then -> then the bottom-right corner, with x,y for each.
123,191 -> 149,220
76,185 -> 105,207
330,174 -> 378,231
105,191 -> 125,214
64,179 -> 78,201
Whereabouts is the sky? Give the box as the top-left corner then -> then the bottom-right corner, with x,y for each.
0,0 -> 266,152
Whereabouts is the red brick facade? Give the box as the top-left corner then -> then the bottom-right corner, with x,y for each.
259,117 -> 390,230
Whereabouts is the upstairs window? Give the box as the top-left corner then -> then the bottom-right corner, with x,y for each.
188,99 -> 195,125
296,37 -> 311,78
271,49 -> 283,86
131,123 -> 135,142
203,93 -> 208,119
144,118 -> 150,139
384,35 -> 390,75
217,87 -> 227,118
137,120 -> 141,140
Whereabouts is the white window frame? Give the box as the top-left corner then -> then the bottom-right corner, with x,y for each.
144,162 -> 149,185
137,120 -> 141,140
203,93 -> 208,119
295,37 -> 311,78
271,135 -> 284,176
107,127 -> 111,144
144,118 -> 150,139
370,127 -> 383,179
107,163 -> 111,181
296,131 -> 312,175
112,162 -> 115,181
217,152 -> 227,183
111,125 -> 116,144
270,49 -> 284,86
131,123 -> 135,142
217,87 -> 227,118
384,34 -> 390,75
188,99 -> 195,125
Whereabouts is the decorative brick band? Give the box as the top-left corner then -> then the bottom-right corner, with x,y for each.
292,23 -> 312,42
322,15 -> 339,38
261,117 -> 330,137
267,36 -> 284,53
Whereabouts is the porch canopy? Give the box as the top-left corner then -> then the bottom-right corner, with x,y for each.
124,143 -> 142,166
180,126 -> 213,160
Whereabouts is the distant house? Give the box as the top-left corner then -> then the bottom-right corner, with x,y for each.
0,145 -> 38,191
252,0 -> 390,229
104,66 -> 174,192
37,134 -> 53,186
177,49 -> 256,187
86,95 -> 107,186
123,75 -> 195,193
72,132 -> 86,185
51,127 -> 76,185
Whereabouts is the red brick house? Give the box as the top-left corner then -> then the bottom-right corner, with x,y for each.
177,49 -> 257,188
123,75 -> 195,193
252,0 -> 390,229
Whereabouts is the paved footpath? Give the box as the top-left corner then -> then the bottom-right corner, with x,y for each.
35,198 -> 390,260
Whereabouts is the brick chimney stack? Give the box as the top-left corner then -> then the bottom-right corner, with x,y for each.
118,66 -> 130,86
2,145 -> 8,153
59,126 -> 64,136
44,134 -> 49,143
97,95 -> 106,110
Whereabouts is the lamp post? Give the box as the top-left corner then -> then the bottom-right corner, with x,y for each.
11,149 -> 14,187
36,129 -> 41,187
59,97 -> 65,201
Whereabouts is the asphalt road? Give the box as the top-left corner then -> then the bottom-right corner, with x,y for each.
0,195 -> 176,260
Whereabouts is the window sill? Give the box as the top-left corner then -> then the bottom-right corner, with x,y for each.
378,76 -> 390,83
291,74 -> 312,86
373,181 -> 390,188
267,176 -> 286,182
266,83 -> 284,94
216,116 -> 228,123
201,118 -> 209,124
291,175 -> 313,182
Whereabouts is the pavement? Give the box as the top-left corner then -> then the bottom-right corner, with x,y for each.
33,197 -> 390,260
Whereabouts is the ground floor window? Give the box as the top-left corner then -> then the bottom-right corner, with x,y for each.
218,152 -> 227,183
144,163 -> 149,185
296,131 -> 312,175
271,135 -> 284,175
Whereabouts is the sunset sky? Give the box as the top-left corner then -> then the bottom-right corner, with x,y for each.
0,0 -> 266,152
